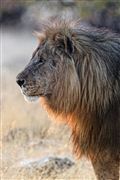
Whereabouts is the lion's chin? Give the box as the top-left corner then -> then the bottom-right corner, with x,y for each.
24,95 -> 39,103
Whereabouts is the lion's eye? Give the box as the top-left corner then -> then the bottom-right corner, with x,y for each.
38,58 -> 44,64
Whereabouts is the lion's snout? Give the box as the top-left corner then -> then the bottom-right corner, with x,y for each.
16,67 -> 31,88
16,71 -> 41,98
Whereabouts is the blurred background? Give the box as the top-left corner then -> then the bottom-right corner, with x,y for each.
1,0 -> 120,179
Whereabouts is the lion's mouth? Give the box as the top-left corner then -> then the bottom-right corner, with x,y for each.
20,88 -> 51,102
20,89 -> 40,102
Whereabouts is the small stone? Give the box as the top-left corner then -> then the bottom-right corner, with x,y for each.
17,156 -> 75,178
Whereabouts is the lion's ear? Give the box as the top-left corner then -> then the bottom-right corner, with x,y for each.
54,33 -> 74,55
33,31 -> 46,43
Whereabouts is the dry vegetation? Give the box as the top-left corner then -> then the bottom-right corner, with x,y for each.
1,30 -> 96,180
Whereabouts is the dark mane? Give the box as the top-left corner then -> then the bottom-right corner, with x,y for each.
38,20 -> 120,159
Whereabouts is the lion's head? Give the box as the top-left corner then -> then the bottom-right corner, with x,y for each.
16,20 -> 80,114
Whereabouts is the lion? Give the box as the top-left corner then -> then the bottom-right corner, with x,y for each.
16,19 -> 120,180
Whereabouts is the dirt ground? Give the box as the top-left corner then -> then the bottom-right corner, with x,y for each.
1,28 -> 97,180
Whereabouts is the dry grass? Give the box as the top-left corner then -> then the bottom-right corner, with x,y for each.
1,30 -> 96,180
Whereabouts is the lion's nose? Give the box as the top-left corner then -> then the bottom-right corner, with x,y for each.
16,79 -> 25,87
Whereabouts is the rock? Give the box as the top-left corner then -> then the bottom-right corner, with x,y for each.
17,156 -> 75,178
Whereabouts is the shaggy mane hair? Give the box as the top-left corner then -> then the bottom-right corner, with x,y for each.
37,19 -> 120,159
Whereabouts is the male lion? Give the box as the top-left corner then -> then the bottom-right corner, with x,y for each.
16,20 -> 120,180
